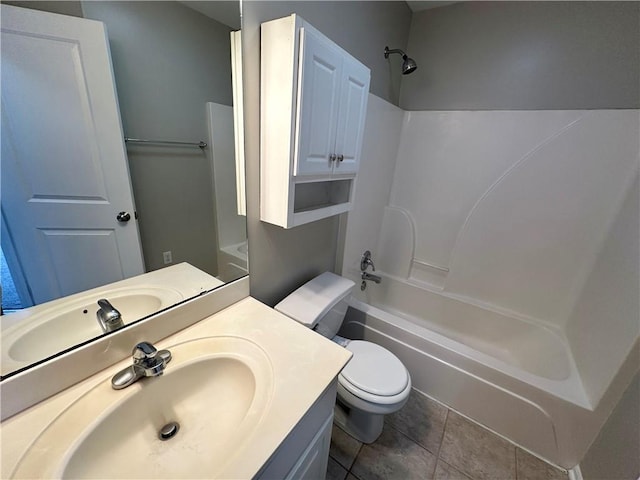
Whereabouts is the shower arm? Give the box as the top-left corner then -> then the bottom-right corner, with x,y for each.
384,46 -> 417,75
384,47 -> 407,59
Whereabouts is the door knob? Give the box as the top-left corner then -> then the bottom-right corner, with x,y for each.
116,211 -> 131,223
337,154 -> 344,162
329,154 -> 337,162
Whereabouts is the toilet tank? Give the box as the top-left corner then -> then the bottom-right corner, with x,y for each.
274,272 -> 355,339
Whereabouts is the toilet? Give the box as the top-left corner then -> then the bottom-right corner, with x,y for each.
275,272 -> 411,443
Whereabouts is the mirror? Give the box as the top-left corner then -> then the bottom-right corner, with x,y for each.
0,1 -> 245,378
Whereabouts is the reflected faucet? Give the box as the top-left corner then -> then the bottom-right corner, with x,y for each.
96,298 -> 124,333
111,341 -> 172,390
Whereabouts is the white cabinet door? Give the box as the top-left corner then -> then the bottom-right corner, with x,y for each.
333,58 -> 370,175
260,14 -> 371,228
1,5 -> 144,305
294,27 -> 342,177
284,415 -> 332,480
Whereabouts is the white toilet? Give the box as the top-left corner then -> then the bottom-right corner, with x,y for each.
275,272 -> 411,443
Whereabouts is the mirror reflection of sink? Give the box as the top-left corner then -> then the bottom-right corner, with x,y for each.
1,263 -> 225,378
12,337 -> 273,479
2,287 -> 183,365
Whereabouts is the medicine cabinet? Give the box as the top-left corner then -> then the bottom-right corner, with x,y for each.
260,14 -> 370,228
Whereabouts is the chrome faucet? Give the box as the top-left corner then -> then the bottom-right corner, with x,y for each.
361,271 -> 382,284
96,299 -> 124,333
360,250 -> 376,271
360,250 -> 381,290
111,342 -> 172,390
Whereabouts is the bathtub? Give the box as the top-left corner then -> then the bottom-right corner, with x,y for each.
340,274 -> 638,469
217,241 -> 249,281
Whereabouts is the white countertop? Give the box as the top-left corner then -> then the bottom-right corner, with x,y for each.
1,296 -> 352,479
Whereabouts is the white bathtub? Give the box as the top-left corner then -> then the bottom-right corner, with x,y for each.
340,274 -> 638,469
352,275 -> 588,404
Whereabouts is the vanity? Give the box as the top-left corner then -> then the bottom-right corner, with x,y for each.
1,4 -> 359,478
0,283 -> 351,479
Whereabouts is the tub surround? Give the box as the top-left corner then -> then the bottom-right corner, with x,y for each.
1,296 -> 351,478
368,109 -> 638,331
343,100 -> 638,346
565,175 -> 640,406
341,93 -> 639,469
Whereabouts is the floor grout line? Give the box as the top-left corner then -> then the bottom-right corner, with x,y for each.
436,406 -> 453,476
329,394 -> 567,480
437,407 -> 450,460
385,421 -> 442,459
432,405 -> 449,478
351,441 -> 363,473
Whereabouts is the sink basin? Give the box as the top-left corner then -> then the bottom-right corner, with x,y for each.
11,337 -> 273,479
2,286 -> 183,368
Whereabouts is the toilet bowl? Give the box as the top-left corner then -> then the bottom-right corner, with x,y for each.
275,272 -> 411,443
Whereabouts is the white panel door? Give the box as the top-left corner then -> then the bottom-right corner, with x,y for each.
334,59 -> 370,174
1,5 -> 144,305
294,27 -> 343,177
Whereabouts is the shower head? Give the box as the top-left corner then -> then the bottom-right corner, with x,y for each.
401,56 -> 418,75
384,46 -> 418,75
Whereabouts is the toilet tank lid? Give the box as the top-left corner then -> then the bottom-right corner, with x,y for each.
274,272 -> 355,328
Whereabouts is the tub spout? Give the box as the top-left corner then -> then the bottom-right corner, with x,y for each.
361,272 -> 382,284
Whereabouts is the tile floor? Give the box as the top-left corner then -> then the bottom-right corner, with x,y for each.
327,389 -> 568,480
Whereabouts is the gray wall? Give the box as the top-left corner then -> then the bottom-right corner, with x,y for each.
581,372 -> 640,480
245,2 -> 411,107
82,2 -> 236,275
243,1 -> 411,305
7,1 -> 237,277
401,1 -> 640,110
3,1 -> 84,17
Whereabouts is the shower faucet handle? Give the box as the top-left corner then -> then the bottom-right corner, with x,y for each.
360,250 -> 376,271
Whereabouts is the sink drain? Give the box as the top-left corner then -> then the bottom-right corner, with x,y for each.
158,421 -> 180,441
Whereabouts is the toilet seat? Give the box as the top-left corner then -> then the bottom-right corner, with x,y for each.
338,340 -> 409,405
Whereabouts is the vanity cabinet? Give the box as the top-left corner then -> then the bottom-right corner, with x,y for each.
261,14 -> 370,228
255,382 -> 336,480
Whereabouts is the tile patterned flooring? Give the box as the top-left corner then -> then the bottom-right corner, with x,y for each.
327,389 -> 568,480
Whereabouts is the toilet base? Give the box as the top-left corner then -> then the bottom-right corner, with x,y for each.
333,400 -> 385,444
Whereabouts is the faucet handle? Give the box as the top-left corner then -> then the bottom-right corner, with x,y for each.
113,342 -> 171,388
360,250 -> 376,271
132,341 -> 158,362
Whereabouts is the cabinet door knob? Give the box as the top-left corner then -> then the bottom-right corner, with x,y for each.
329,154 -> 337,162
337,154 -> 344,162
